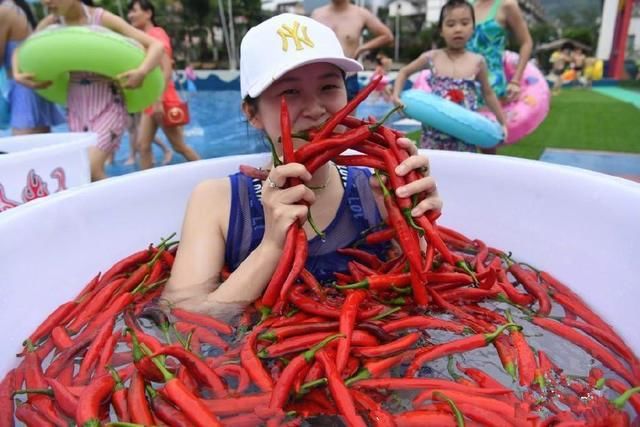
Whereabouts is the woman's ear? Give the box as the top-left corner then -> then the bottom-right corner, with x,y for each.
242,101 -> 263,130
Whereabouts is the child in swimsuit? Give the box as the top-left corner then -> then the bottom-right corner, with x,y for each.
12,0 -> 164,180
392,0 -> 506,152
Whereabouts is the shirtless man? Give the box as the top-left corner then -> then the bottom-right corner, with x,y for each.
312,0 -> 393,100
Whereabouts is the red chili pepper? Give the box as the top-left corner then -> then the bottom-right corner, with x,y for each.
455,363 -> 518,403
270,333 -> 341,410
346,351 -> 416,387
350,389 -> 397,427
279,227 -> 309,302
126,328 -> 164,383
97,332 -> 119,372
75,317 -> 116,385
288,286 -> 384,320
171,307 -> 233,335
532,317 -> 636,385
334,154 -> 386,170
495,267 -> 534,306
44,376 -> 79,418
15,402 -> 57,427
261,225 -> 298,311
22,343 -> 67,426
151,344 -> 228,398
99,248 -> 153,286
353,332 -> 420,359
259,330 -> 378,359
559,316 -> 637,368
214,364 -> 250,394
25,301 -> 76,346
106,367 -> 129,422
147,385 -> 191,427
259,321 -> 339,341
240,327 -> 274,392
382,315 -> 468,335
336,290 -> 367,373
414,389 -> 517,418
201,393 -> 271,417
175,321 -> 229,351
606,378 -> 640,415
50,325 -> 74,350
393,410 -> 458,426
75,373 -> 115,426
310,74 -> 382,144
493,334 -> 518,381
304,126 -> 374,174
66,277 -> 125,333
406,323 -> 515,378
127,370 -> 155,425
0,369 -> 16,426
316,350 -> 367,427
505,311 -> 536,387
299,268 -> 326,301
337,247 -> 383,270
550,291 -> 617,337
151,356 -> 223,427
506,262 -> 551,315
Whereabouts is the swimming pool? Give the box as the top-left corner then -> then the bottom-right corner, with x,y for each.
1,90 -> 407,177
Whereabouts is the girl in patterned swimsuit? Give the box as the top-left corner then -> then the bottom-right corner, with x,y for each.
392,0 -> 506,152
12,0 -> 164,180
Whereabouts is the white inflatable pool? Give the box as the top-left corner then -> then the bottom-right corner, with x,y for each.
1,151 -> 639,376
0,132 -> 93,212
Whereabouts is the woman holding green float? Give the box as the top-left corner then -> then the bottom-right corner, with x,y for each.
12,0 -> 164,180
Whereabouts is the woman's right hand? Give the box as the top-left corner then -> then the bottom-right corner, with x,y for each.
260,163 -> 316,248
13,72 -> 52,90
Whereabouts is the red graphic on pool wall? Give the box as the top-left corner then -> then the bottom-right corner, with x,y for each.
0,167 -> 67,212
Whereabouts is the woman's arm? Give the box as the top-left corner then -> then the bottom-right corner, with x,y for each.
503,0 -> 532,100
164,163 -> 316,319
477,58 -> 507,134
391,51 -> 432,106
101,11 -> 163,88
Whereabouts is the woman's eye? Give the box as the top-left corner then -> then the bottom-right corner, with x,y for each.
280,88 -> 299,96
322,84 -> 340,91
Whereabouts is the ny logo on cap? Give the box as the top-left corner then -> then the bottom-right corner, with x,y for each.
277,21 -> 314,52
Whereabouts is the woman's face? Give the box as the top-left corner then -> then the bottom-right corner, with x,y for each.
440,6 -> 475,49
245,62 -> 347,150
127,3 -> 152,29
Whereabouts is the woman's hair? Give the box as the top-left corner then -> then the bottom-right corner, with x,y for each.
80,0 -> 95,6
437,0 -> 475,31
5,0 -> 37,29
127,0 -> 156,25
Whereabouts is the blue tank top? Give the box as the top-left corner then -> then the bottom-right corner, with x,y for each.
225,166 -> 387,282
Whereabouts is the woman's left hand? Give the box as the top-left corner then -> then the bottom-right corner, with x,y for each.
371,137 -> 442,217
506,81 -> 521,102
118,68 -> 146,89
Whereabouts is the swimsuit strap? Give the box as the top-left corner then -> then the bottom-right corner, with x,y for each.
472,0 -> 502,24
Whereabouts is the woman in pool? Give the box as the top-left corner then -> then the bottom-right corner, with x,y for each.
467,0 -> 532,153
0,0 -> 64,135
127,0 -> 200,169
162,14 -> 441,320
12,0 -> 164,180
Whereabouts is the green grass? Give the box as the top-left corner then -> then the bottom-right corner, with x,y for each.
408,89 -> 640,160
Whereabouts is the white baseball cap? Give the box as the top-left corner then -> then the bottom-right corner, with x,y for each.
240,13 -> 363,99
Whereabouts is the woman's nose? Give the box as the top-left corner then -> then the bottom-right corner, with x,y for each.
300,95 -> 327,121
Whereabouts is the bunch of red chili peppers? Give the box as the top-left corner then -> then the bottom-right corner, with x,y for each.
2,75 -> 640,426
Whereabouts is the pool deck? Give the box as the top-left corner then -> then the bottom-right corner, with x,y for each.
540,148 -> 640,183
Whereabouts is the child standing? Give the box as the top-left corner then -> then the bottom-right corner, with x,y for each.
13,0 -> 164,180
391,0 -> 506,152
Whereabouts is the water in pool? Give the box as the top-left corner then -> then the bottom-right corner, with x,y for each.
1,90 -> 408,177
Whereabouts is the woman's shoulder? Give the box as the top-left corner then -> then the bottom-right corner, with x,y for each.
148,26 -> 169,39
188,178 -> 231,209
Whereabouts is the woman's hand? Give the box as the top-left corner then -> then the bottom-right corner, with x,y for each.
506,81 -> 521,102
391,93 -> 404,108
501,125 -> 509,142
118,67 -> 146,89
13,72 -> 52,90
261,163 -> 316,248
370,137 -> 442,217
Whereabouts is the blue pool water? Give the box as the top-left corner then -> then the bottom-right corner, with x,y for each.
2,90 -> 402,177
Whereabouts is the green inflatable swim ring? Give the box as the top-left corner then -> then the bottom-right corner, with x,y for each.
18,25 -> 164,113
